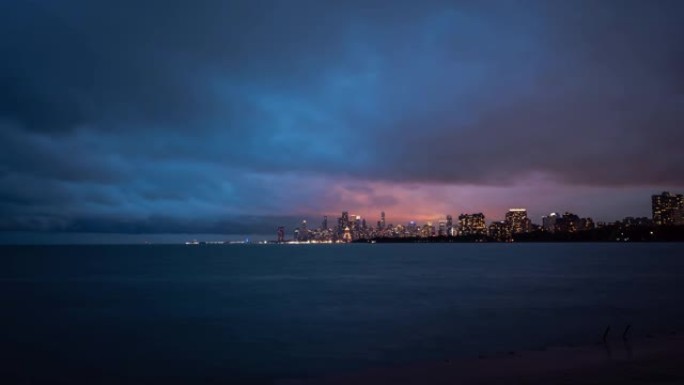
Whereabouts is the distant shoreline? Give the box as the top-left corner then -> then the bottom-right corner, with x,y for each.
353,225 -> 684,243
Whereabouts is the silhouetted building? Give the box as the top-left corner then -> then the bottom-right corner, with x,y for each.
544,211 -> 593,233
380,211 -> 386,230
542,213 -> 559,232
338,211 -> 350,236
446,214 -> 453,235
277,227 -> 285,243
301,220 -> 310,241
354,215 -> 361,231
622,217 -> 652,227
558,212 -> 580,233
322,216 -> 328,230
578,217 -> 595,231
652,191 -> 684,225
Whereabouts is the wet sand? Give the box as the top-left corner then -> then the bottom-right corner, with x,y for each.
279,334 -> 684,385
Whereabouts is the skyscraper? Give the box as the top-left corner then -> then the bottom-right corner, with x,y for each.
489,221 -> 512,242
438,220 -> 447,236
354,215 -> 362,231
458,213 -> 486,235
558,212 -> 580,233
322,215 -> 328,230
652,192 -> 684,225
505,208 -> 531,234
380,211 -> 386,230
298,220 -> 308,241
338,211 -> 350,237
542,213 -> 558,232
342,226 -> 352,243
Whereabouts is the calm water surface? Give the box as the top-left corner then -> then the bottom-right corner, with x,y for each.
1,243 -> 683,384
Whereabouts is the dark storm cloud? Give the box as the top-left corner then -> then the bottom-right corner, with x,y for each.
1,0 -> 683,235
359,0 -> 684,186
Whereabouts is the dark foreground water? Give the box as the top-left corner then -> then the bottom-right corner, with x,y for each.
1,243 -> 683,384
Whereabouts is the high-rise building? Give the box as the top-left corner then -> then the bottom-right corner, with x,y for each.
438,220 -> 447,236
558,212 -> 580,233
489,221 -> 512,242
407,221 -> 418,236
421,222 -> 435,237
354,215 -> 362,231
458,213 -> 487,235
298,220 -> 308,241
322,216 -> 328,230
579,217 -> 595,231
338,211 -> 350,236
342,226 -> 352,243
542,213 -> 559,232
505,208 -> 531,234
277,227 -> 285,243
652,192 -> 684,225
380,211 -> 386,230
446,214 -> 453,235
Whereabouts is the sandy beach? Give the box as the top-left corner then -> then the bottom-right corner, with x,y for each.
280,334 -> 684,385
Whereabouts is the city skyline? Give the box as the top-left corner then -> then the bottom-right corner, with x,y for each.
243,191 -> 680,245
277,191 -> 682,242
1,1 -> 683,242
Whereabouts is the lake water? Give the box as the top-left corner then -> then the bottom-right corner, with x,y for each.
1,243 -> 683,384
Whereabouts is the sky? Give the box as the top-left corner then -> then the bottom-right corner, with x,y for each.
1,0 -> 683,240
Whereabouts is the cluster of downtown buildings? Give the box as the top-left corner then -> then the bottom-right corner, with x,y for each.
277,191 -> 684,243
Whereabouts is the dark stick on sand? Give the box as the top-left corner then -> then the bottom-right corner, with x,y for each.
603,326 -> 611,342
623,324 -> 631,340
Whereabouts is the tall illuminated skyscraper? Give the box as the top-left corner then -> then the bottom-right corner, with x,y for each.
380,211 -> 386,230
505,208 -> 531,234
